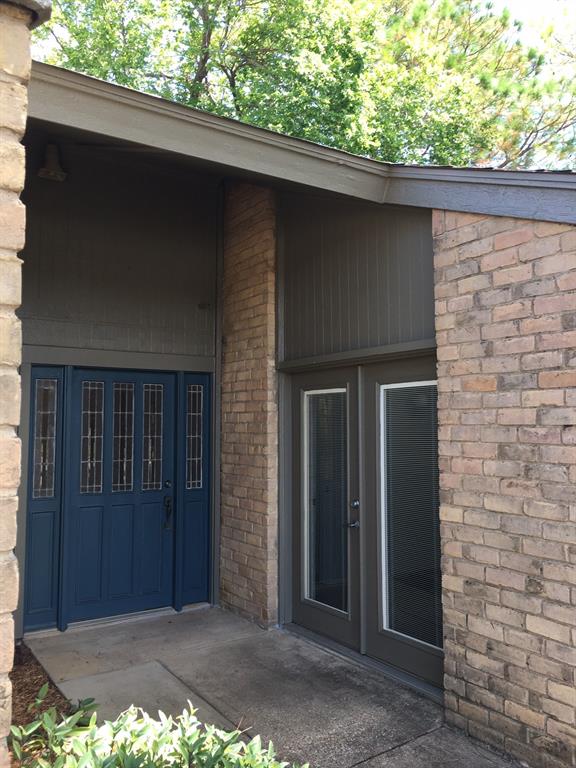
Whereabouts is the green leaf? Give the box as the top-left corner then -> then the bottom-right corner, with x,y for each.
38,682 -> 50,700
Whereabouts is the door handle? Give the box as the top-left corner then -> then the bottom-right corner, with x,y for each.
344,520 -> 360,529
163,495 -> 173,530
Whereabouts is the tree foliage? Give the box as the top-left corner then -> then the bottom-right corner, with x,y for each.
35,0 -> 576,168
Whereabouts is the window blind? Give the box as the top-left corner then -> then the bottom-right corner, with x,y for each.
382,384 -> 442,648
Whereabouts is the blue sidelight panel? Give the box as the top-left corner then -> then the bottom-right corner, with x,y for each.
178,373 -> 211,606
24,366 -> 64,631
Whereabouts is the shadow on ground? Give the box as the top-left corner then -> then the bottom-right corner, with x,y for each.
27,607 -> 520,768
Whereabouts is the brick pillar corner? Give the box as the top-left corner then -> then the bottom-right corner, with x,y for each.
434,208 -> 576,768
220,181 -> 278,626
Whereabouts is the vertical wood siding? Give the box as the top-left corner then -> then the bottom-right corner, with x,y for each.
280,194 -> 434,361
20,136 -> 218,358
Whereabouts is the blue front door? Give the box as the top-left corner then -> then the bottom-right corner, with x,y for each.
65,369 -> 175,622
24,366 -> 211,631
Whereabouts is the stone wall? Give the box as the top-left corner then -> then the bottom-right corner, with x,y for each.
434,210 -> 576,768
0,2 -> 36,759
220,182 -> 278,625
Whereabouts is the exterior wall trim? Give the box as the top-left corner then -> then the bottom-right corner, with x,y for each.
29,63 -> 576,224
16,351 -> 217,637
277,339 -> 436,372
22,344 -> 215,372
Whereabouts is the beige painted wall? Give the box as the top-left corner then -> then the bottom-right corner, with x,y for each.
21,128 -> 219,360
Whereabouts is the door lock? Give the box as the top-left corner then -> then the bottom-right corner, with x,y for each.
350,499 -> 360,509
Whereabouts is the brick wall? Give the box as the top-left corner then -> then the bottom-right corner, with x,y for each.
220,182 -> 278,625
434,210 -> 576,768
0,2 -> 36,759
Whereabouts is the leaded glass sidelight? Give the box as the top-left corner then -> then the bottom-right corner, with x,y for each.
142,384 -> 163,490
186,384 -> 203,490
32,379 -> 58,499
80,381 -> 104,494
304,389 -> 348,612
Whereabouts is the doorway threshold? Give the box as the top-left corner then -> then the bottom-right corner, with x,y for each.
24,603 -> 211,639
283,622 -> 444,705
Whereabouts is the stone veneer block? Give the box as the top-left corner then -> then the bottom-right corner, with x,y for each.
0,1 -> 39,760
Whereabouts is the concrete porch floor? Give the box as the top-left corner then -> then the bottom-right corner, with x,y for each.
26,607 -> 519,768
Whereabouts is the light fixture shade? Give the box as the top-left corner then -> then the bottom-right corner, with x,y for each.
38,143 -> 67,182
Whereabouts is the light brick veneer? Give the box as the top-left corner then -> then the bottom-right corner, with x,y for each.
434,210 -> 576,768
220,182 -> 278,625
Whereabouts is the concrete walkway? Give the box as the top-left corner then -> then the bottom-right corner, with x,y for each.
26,607 -> 519,768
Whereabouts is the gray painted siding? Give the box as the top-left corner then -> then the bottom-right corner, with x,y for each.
20,139 -> 218,359
280,194 -> 434,362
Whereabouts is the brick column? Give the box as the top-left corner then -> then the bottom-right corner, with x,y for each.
434,210 -> 576,768
220,182 -> 278,625
0,0 -> 50,759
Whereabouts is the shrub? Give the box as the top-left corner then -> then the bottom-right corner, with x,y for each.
10,687 -> 307,768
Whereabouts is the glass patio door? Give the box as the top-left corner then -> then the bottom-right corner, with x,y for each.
362,357 -> 443,687
291,356 -> 443,688
291,368 -> 361,650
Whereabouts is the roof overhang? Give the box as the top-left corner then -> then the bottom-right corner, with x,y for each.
29,62 -> 575,224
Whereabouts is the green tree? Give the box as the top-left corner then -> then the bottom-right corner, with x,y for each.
34,0 -> 576,168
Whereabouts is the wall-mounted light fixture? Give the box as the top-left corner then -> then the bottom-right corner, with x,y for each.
38,144 -> 67,182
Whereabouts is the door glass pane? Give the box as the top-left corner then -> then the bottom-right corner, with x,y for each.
304,389 -> 348,612
32,379 -> 58,498
112,383 -> 134,492
142,383 -> 163,490
186,384 -> 203,489
80,381 -> 104,494
381,383 -> 442,648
